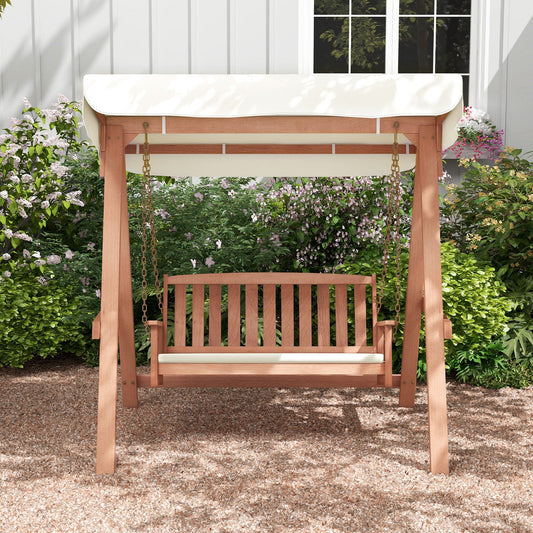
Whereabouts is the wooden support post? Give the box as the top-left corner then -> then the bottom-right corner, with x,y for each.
399,155 -> 424,407
95,125 -> 125,474
118,142 -> 138,408
418,124 -> 449,475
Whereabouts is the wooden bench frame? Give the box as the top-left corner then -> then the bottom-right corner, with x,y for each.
147,272 -> 397,390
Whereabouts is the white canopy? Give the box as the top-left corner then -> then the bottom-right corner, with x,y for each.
83,74 -> 463,177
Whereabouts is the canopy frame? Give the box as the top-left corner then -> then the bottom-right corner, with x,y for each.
91,85 -> 453,476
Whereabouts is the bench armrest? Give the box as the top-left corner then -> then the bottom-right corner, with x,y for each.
149,321 -> 165,387
375,321 -> 396,387
375,320 -> 397,328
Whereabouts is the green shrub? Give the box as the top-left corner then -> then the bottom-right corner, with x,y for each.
441,147 -> 533,361
449,341 -> 533,389
341,242 -> 513,382
0,269 -> 88,367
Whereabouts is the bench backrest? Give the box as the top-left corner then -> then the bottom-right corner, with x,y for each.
162,272 -> 378,352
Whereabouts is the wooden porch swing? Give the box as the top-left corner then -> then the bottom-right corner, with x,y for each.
84,73 -> 463,475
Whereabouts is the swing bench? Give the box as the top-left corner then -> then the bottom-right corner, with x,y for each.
148,272 -> 397,389
84,73 -> 463,474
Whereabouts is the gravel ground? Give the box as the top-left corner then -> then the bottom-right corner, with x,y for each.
1,355 -> 532,533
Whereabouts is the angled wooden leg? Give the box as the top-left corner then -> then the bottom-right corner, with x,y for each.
96,125 -> 125,474
118,147 -> 138,408
399,156 -> 424,407
419,124 -> 449,475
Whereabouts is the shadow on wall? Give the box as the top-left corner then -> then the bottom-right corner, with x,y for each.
0,0 -> 110,126
488,11 -> 533,154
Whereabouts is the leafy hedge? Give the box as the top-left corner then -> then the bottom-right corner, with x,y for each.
341,242 -> 512,382
0,270 -> 87,367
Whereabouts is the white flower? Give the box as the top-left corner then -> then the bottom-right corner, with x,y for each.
41,200 -> 50,209
0,191 -> 8,200
2,253 -> 11,261
3,271 -> 11,278
14,232 -> 32,242
4,229 -> 13,238
46,254 -> 61,265
32,251 -> 41,258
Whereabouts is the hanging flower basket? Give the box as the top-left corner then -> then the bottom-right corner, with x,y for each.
443,106 -> 504,161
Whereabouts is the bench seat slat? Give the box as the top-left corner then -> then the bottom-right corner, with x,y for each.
159,352 -> 384,364
158,362 -> 385,376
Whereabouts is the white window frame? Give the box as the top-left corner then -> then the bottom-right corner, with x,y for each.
299,0 -> 483,107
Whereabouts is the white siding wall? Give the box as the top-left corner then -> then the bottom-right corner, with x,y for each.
466,0 -> 533,153
0,0 -> 299,125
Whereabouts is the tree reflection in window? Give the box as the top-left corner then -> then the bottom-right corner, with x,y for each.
314,0 -> 386,73
314,0 -> 471,102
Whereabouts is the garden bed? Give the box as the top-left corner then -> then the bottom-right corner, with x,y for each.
0,355 -> 531,532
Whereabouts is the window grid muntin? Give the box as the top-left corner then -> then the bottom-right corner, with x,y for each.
314,0 -> 470,96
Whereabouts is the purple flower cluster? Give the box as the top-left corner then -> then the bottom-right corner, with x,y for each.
258,177 -> 404,270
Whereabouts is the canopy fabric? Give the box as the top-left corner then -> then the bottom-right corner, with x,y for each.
83,74 -> 463,177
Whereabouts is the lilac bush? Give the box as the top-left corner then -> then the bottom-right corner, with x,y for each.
257,176 -> 412,272
0,97 -> 85,275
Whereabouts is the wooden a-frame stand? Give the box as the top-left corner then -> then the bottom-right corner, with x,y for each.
95,115 -> 449,475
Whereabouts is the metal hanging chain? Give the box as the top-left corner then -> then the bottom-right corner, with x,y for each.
376,121 -> 403,332
140,122 -> 163,335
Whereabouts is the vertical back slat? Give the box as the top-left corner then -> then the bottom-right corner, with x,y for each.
228,284 -> 241,346
209,284 -> 222,346
192,284 -> 204,346
354,285 -> 367,346
174,284 -> 186,347
245,284 -> 259,346
299,284 -> 312,346
335,284 -> 348,346
262,284 -> 277,346
281,284 -> 294,347
317,284 -> 330,346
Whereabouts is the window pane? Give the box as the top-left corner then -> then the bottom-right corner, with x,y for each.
315,0 -> 349,15
436,17 -> 470,73
399,17 -> 434,72
314,17 -> 350,73
400,0 -> 434,15
352,0 -> 386,15
437,0 -> 471,15
351,17 -> 386,72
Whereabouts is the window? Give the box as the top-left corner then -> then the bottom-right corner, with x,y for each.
313,0 -> 471,102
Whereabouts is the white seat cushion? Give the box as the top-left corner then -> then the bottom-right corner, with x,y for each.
158,352 -> 384,364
